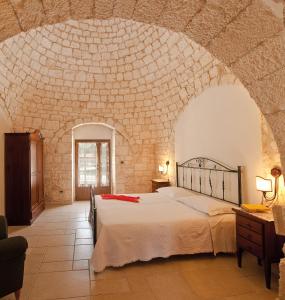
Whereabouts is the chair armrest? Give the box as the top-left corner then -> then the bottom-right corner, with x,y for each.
0,216 -> 8,240
0,236 -> 28,261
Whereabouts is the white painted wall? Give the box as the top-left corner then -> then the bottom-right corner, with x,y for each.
0,109 -> 12,215
72,123 -> 115,200
175,85 -> 263,203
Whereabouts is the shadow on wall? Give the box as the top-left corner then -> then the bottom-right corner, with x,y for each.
174,84 -> 279,204
0,108 -> 12,214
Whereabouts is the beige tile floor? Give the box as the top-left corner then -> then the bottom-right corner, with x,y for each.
2,201 -> 280,300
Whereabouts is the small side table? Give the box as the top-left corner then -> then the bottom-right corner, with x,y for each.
233,208 -> 285,289
151,179 -> 170,192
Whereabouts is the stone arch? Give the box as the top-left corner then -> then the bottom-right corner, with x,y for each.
50,115 -> 131,146
0,94 -> 14,125
0,0 -> 284,171
44,113 -> 151,203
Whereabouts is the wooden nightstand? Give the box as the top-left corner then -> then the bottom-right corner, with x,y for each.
233,208 -> 285,289
151,179 -> 170,192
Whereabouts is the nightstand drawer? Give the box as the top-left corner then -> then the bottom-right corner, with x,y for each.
233,208 -> 285,290
237,215 -> 263,234
237,235 -> 263,258
151,180 -> 170,192
237,225 -> 263,246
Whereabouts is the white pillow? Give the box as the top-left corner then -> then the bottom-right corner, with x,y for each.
156,186 -> 194,198
177,195 -> 235,216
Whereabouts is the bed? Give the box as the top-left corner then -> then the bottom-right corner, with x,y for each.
90,157 -> 242,272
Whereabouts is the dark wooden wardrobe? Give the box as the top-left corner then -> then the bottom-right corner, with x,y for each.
5,130 -> 44,225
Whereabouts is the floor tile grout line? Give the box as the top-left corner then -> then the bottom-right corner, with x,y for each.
72,229 -> 77,270
10,202 -> 277,300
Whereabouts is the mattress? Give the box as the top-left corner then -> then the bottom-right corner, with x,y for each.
91,192 -> 236,272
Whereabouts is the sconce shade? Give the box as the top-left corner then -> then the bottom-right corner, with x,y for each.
256,176 -> 272,192
158,165 -> 165,173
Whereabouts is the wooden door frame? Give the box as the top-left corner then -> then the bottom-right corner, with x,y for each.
75,139 -> 111,200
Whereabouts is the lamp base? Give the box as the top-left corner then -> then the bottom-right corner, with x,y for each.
262,196 -> 278,208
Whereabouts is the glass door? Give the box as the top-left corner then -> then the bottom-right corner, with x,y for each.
75,140 -> 111,200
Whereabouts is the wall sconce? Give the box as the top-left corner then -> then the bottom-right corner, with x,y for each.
159,161 -> 170,175
256,167 -> 282,206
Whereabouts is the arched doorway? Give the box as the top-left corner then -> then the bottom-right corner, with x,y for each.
72,123 -> 115,201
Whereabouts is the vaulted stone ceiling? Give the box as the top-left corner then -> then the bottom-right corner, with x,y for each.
0,0 -> 285,200
0,16 -> 241,200
0,18 -> 236,143
0,1 -> 284,154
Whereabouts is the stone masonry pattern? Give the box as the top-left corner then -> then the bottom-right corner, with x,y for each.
0,1 -> 283,203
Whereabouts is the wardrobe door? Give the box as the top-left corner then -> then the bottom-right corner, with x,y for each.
30,140 -> 38,209
37,139 -> 44,206
30,135 -> 44,222
5,134 -> 31,225
5,130 -> 44,225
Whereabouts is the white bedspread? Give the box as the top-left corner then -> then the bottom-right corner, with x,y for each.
91,193 -> 235,272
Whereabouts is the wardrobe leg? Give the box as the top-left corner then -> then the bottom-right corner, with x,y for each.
15,289 -> 21,300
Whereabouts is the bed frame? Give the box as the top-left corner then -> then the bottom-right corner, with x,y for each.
176,157 -> 242,206
90,157 -> 242,246
89,186 -> 97,246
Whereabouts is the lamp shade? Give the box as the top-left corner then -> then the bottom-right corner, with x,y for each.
256,176 -> 272,192
158,165 -> 165,173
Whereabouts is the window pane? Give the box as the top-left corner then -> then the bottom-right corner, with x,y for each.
78,143 -> 97,186
100,142 -> 110,186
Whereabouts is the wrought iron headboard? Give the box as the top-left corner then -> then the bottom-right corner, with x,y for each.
176,157 -> 242,206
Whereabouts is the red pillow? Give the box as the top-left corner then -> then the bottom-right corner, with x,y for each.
101,194 -> 140,203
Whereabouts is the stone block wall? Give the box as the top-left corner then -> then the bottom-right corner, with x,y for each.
0,0 -> 283,175
0,17 -> 282,203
